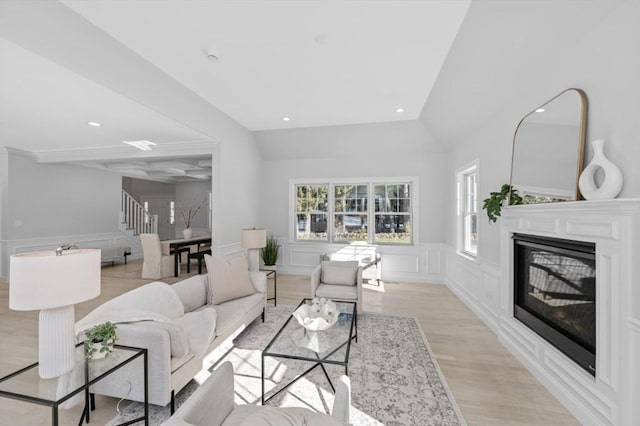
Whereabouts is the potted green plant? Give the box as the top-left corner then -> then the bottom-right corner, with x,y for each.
261,234 -> 280,270
84,322 -> 117,359
482,184 -> 523,223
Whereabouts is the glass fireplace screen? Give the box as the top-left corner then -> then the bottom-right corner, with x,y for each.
513,233 -> 596,375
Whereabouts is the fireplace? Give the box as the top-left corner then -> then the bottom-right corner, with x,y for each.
513,233 -> 596,376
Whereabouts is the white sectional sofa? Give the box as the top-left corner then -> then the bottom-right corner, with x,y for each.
75,270 -> 266,410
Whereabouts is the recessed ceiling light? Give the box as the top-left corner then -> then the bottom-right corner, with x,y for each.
206,47 -> 220,62
314,34 -> 330,45
396,108 -> 405,113
122,140 -> 157,151
282,117 -> 290,121
88,121 -> 101,127
535,108 -> 546,113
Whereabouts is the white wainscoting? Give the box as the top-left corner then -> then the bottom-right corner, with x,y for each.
271,239 -> 447,284
497,200 -> 640,426
444,247 -> 501,333
446,200 -> 640,425
1,232 -> 142,277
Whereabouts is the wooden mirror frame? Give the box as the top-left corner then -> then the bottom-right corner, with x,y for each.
509,88 -> 588,205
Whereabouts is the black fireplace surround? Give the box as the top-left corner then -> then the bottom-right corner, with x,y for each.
513,234 -> 596,376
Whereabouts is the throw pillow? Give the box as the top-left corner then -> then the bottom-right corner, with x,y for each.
204,254 -> 256,305
321,260 -> 359,286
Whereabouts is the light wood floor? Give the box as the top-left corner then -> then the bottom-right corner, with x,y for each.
0,260 -> 579,426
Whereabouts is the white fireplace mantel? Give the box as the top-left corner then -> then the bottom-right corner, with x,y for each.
499,199 -> 640,426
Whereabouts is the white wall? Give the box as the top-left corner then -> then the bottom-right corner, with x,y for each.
0,151 -> 125,274
175,180 -> 210,236
257,120 -> 446,243
6,152 -> 121,239
254,120 -> 448,281
443,1 -> 640,268
122,177 -> 175,203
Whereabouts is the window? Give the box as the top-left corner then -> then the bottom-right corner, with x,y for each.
292,179 -> 415,245
169,201 -> 175,225
334,185 -> 368,243
295,184 -> 328,241
374,183 -> 412,244
457,162 -> 478,257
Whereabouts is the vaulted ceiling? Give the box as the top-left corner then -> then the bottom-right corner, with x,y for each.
0,0 -> 625,180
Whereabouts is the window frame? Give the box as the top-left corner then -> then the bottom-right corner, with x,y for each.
456,160 -> 479,259
290,177 -> 417,245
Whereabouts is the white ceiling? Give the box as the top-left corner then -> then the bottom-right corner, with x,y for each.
0,0 -> 471,178
17,0 -> 469,135
0,39 -> 210,152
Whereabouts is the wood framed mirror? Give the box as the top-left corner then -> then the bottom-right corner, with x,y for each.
509,88 -> 588,204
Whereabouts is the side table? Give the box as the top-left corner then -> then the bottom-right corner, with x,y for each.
260,269 -> 277,306
0,343 -> 148,426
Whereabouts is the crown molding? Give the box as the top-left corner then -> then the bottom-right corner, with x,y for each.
31,140 -> 218,163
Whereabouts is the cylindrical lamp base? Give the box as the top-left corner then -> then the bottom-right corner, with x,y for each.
247,248 -> 260,271
38,305 -> 76,379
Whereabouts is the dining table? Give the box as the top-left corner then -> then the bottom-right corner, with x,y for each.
161,235 -> 212,277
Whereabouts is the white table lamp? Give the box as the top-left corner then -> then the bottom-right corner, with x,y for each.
10,249 -> 101,379
241,228 -> 266,271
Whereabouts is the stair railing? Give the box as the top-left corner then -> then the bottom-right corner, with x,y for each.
121,190 -> 158,235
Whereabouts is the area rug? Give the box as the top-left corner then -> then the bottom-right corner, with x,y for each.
108,305 -> 466,426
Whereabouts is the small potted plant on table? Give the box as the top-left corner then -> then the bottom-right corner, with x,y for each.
261,234 -> 280,270
84,322 -> 117,359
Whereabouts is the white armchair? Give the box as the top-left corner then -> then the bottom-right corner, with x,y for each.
162,361 -> 351,426
311,260 -> 362,314
140,233 -> 176,279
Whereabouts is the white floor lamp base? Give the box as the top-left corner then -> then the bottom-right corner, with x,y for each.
39,305 -> 76,379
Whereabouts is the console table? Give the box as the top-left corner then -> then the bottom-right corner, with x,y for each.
0,344 -> 148,426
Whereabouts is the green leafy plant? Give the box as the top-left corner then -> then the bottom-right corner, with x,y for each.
84,322 -> 117,359
482,184 -> 523,223
261,234 -> 280,266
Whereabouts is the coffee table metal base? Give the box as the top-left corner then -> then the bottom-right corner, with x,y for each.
260,299 -> 356,405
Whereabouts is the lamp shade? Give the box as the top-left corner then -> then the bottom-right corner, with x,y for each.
10,249 -> 101,311
241,228 -> 267,249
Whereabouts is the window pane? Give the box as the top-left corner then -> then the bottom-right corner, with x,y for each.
464,213 -> 478,255
334,214 -> 368,243
374,214 -> 411,244
296,213 -> 327,241
399,199 -> 411,213
335,185 -> 368,213
296,184 -> 328,241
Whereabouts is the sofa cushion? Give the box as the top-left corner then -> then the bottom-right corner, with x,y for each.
205,255 -> 256,305
170,352 -> 195,373
143,321 -> 190,358
316,283 -> 358,300
174,307 -> 216,357
172,274 -> 207,313
321,261 -> 358,286
214,293 -> 264,337
223,404 -> 342,426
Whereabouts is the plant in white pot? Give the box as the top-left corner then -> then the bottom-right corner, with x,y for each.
261,234 -> 280,270
84,322 -> 117,359
178,200 -> 203,239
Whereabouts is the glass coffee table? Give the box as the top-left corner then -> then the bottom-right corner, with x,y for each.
0,344 -> 148,426
261,298 -> 357,405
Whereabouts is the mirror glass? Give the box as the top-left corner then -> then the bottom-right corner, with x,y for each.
510,88 -> 587,204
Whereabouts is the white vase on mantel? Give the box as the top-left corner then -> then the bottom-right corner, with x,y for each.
578,139 -> 623,200
183,228 -> 193,240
